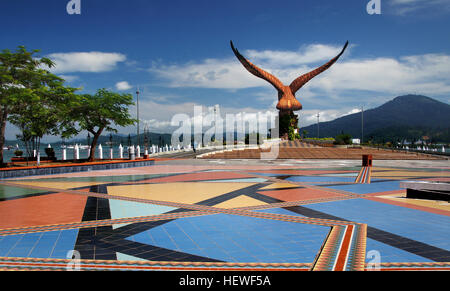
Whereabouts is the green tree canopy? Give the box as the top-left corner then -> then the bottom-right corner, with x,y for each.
0,46 -> 78,165
71,89 -> 136,161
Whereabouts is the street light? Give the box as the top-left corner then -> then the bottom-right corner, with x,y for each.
136,87 -> 140,148
316,112 -> 320,138
361,106 -> 364,145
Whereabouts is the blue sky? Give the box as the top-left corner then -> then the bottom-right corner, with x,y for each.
1,0 -> 450,139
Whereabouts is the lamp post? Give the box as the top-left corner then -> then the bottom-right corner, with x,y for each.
136,87 -> 141,149
144,122 -> 149,156
361,106 -> 364,145
316,112 -> 320,139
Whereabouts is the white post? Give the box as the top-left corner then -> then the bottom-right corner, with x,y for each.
37,152 -> 40,166
119,144 -> 123,159
110,147 -> 114,159
98,144 -> 103,159
443,146 -> 446,153
130,145 -> 135,160
62,148 -> 67,161
136,145 -> 141,158
74,144 -> 79,160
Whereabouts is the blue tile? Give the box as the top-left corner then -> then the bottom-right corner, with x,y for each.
50,229 -> 79,259
130,213 -> 329,263
286,176 -> 357,183
132,231 -> 152,244
8,247 -> 33,258
29,232 -> 60,258
305,199 -> 450,251
0,234 -> 23,257
322,181 -> 401,194
366,238 -> 433,263
6,233 -> 43,258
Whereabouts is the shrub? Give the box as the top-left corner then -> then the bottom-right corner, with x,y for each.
45,147 -> 55,158
334,133 -> 353,145
14,150 -> 23,157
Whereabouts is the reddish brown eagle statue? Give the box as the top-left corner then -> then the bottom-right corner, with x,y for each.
230,40 -> 348,117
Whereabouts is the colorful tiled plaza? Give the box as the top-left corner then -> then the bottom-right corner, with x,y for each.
0,158 -> 448,271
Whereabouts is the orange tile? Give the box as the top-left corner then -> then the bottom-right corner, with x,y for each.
137,171 -> 253,183
0,193 -> 87,229
259,188 -> 344,202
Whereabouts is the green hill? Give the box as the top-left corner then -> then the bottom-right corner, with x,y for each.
300,95 -> 450,143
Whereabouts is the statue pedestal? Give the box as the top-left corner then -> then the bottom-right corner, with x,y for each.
277,111 -> 299,139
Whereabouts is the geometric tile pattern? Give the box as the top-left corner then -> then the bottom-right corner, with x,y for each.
354,166 -> 372,184
0,162 -> 449,271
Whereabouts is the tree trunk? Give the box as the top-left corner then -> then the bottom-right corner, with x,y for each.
0,106 -> 8,167
88,128 -> 103,162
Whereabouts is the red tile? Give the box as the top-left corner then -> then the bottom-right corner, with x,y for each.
0,193 -> 87,229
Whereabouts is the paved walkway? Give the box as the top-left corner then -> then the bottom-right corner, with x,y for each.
200,144 -> 442,160
0,159 -> 448,271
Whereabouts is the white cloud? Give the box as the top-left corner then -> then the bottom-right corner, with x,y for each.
246,43 -> 348,68
115,81 -> 132,91
47,52 -> 126,73
59,75 -> 79,83
312,54 -> 450,95
301,108 -> 361,125
150,45 -> 450,97
149,43 -> 349,90
389,0 -> 450,15
150,58 -> 262,89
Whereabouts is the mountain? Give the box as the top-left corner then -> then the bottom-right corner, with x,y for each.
300,95 -> 450,143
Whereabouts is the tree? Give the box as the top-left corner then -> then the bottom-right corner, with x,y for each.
0,46 -> 59,165
71,89 -> 136,162
334,133 -> 352,145
8,73 -> 78,160
302,130 -> 308,139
